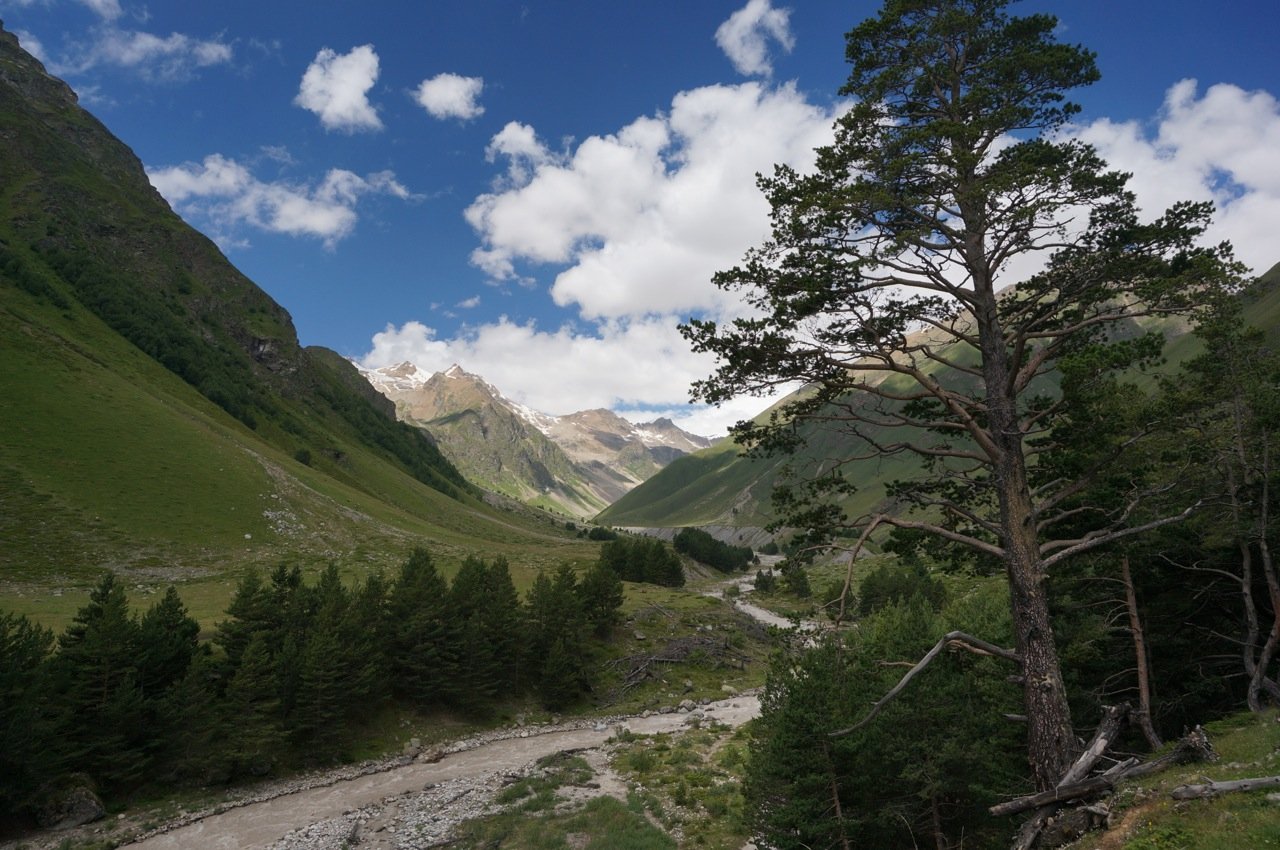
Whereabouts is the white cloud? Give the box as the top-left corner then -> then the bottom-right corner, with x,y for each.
79,0 -> 121,20
456,295 -> 481,309
359,316 -> 781,436
364,78 -> 842,436
715,0 -> 794,77
374,78 -> 1280,439
55,26 -> 233,81
1073,80 -> 1280,276
147,154 -> 410,248
467,81 -> 843,319
295,45 -> 383,133
413,72 -> 484,121
14,29 -> 49,65
482,121 -> 556,198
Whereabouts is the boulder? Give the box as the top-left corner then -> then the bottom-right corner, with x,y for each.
37,781 -> 106,829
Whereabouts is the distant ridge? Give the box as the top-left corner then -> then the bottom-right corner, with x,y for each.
361,362 -> 713,518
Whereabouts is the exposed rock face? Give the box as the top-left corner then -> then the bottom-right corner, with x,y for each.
360,362 -> 713,517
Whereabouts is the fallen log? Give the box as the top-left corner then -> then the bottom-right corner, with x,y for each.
993,704 -> 1129,819
992,776 -> 1116,819
1004,704 -> 1129,850
994,722 -> 1216,819
1170,775 -> 1280,800
1001,723 -> 1218,850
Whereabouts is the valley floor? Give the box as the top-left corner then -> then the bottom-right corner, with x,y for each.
4,693 -> 760,850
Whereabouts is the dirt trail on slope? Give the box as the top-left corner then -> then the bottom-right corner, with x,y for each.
121,696 -> 760,850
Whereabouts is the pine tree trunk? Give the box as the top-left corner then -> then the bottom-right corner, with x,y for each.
1003,490 -> 1077,790
978,287 -> 1078,791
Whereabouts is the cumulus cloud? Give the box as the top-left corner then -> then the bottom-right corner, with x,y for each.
359,78 -> 842,434
1073,80 -> 1280,276
79,0 -> 122,20
484,121 -> 556,189
14,30 -> 49,65
295,45 -> 383,133
54,26 -> 233,81
467,81 -> 843,319
147,154 -> 410,248
715,0 -> 794,77
373,78 -> 1279,437
413,72 -> 484,121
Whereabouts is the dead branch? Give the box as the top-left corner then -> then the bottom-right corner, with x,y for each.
993,704 -> 1129,819
1001,725 -> 1216,849
831,515 -> 885,628
830,631 -> 1019,738
994,775 -> 1116,819
1059,704 -> 1129,787
1121,556 -> 1163,749
1170,775 -> 1280,800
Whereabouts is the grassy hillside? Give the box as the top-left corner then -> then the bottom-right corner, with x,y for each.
0,25 -> 602,631
1,225 -> 600,632
601,264 -> 1280,533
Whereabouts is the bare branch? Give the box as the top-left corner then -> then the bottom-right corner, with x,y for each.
830,631 -> 1019,738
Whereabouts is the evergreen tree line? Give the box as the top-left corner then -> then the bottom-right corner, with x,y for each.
0,549 -> 624,825
597,536 -> 685,587
673,527 -> 755,573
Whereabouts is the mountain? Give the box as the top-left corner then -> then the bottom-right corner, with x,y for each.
599,265 -> 1280,538
361,362 -> 713,518
0,23 -> 594,622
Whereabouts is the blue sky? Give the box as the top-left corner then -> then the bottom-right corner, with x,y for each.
3,0 -> 1278,434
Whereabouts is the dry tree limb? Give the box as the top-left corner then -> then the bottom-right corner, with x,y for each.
830,631 -> 1020,738
1058,704 -> 1130,787
1170,775 -> 1280,800
992,704 -> 1129,819
1004,724 -> 1216,850
830,514 -> 885,628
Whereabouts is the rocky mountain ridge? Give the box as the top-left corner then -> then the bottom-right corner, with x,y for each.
360,362 -> 713,517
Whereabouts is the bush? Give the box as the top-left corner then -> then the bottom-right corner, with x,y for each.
858,561 -> 947,616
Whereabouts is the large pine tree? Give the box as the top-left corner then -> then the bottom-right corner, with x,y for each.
684,0 -> 1242,788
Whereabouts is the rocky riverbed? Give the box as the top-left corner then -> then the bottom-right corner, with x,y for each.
0,693 -> 760,850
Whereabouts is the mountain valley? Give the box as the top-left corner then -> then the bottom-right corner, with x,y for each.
360,361 -> 712,518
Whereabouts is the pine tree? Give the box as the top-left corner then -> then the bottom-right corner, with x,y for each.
291,564 -> 351,757
154,649 -> 226,786
578,561 -> 625,638
538,637 -> 581,712
526,566 -> 590,706
387,548 -> 458,706
342,571 -> 392,715
221,634 -> 281,777
51,572 -> 150,792
683,0 -> 1242,788
480,557 -> 524,696
136,585 -> 200,699
0,612 -> 57,818
213,569 -> 270,672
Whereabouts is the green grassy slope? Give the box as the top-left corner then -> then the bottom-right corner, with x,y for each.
0,25 -> 601,630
